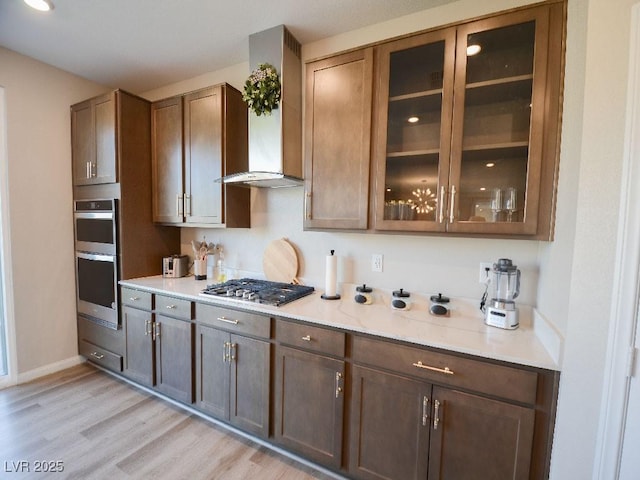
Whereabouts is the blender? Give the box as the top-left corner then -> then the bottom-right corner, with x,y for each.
485,258 -> 521,329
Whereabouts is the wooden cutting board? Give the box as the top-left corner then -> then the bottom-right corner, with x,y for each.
263,238 -> 299,284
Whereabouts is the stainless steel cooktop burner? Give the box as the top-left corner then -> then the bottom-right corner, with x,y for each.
200,278 -> 314,307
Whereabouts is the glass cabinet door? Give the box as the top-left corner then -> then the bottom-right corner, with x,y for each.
448,7 -> 551,235
374,29 -> 456,231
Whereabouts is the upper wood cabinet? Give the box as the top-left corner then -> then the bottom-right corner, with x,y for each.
304,48 -> 373,230
151,83 -> 250,228
71,91 -> 116,185
305,1 -> 565,239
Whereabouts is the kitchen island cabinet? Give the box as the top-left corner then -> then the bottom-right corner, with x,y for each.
273,319 -> 346,470
151,83 -> 250,228
194,304 -> 271,438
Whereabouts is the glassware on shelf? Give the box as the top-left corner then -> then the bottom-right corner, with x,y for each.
504,187 -> 518,222
491,188 -> 503,222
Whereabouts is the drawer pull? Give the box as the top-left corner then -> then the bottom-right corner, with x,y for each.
217,317 -> 239,325
90,352 -> 104,360
129,296 -> 140,301
301,335 -> 311,342
422,396 -> 429,426
165,305 -> 177,309
413,361 -> 454,376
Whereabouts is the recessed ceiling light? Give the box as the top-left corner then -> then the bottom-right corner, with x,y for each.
480,187 -> 486,191
467,44 -> 481,56
485,162 -> 495,168
407,116 -> 419,123
24,0 -> 53,12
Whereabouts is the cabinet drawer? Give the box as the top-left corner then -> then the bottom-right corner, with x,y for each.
275,319 -> 345,357
195,303 -> 270,339
79,339 -> 123,372
352,335 -> 537,405
155,294 -> 193,320
121,287 -> 152,310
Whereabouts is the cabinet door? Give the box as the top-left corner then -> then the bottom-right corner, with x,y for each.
428,387 -> 535,480
195,324 -> 230,419
71,99 -> 94,185
71,92 -> 116,185
183,86 -> 223,225
122,306 -> 154,387
274,345 -> 345,469
373,29 -> 456,232
151,96 -> 184,224
93,93 -> 116,184
229,334 -> 270,437
448,6 -> 551,235
349,366 -> 431,480
154,315 -> 194,403
304,48 -> 373,230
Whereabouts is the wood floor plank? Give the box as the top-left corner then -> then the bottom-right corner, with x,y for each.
0,363 -> 339,479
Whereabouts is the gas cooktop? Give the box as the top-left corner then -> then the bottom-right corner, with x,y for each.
200,278 -> 315,307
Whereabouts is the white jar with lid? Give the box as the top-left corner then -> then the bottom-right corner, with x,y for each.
391,288 -> 411,310
354,284 -> 373,304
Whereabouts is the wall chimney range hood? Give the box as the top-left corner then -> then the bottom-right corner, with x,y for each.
218,25 -> 303,188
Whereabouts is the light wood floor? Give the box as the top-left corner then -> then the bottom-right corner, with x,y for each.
0,363 -> 336,479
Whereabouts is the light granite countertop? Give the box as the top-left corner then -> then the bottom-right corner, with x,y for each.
120,275 -> 560,371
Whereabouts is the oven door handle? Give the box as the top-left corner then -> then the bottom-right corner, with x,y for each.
74,212 -> 114,220
76,251 -> 115,263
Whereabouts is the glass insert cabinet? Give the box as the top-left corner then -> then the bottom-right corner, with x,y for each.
374,5 -> 562,237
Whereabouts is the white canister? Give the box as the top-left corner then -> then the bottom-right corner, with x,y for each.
391,288 -> 411,310
354,284 -> 373,305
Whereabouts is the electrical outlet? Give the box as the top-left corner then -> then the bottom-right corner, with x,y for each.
372,254 -> 383,273
479,262 -> 492,283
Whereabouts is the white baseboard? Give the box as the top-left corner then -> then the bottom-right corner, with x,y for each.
533,308 -> 564,367
16,355 -> 85,385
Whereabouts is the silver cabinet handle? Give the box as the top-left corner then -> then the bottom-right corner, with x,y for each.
449,185 -> 456,223
165,305 -> 177,309
433,399 -> 441,430
230,343 -> 236,361
144,319 -> 152,336
91,162 -> 97,178
90,352 -> 104,360
438,186 -> 446,223
335,372 -> 343,398
412,361 -> 454,376
305,191 -> 312,220
223,341 -> 230,362
422,396 -> 430,426
301,335 -> 311,342
176,194 -> 183,216
217,317 -> 239,325
184,194 -> 191,216
153,322 -> 161,341
129,296 -> 140,301
86,161 -> 91,179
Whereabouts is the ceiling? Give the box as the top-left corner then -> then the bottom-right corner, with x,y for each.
0,0 -> 454,93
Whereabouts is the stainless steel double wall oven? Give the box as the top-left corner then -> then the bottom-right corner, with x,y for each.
74,199 -> 119,329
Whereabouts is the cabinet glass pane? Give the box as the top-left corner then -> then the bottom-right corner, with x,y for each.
383,41 -> 446,222
459,21 -> 535,224
384,154 -> 439,221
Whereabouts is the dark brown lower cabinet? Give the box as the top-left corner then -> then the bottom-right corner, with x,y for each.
195,324 -> 270,437
274,345 -> 345,469
122,305 -> 154,386
349,365 -> 536,480
154,314 -> 194,404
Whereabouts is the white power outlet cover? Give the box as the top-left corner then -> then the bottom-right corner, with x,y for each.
479,262 -> 492,283
372,254 -> 383,273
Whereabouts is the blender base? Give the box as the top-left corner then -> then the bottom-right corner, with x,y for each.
485,307 -> 519,330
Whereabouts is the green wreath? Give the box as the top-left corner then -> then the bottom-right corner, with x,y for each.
242,63 -> 281,116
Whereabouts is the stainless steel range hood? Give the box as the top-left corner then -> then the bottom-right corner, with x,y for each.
218,25 -> 303,188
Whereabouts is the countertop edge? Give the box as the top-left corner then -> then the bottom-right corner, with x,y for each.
120,277 -> 561,372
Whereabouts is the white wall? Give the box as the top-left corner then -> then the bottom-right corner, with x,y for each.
0,47 -> 108,375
